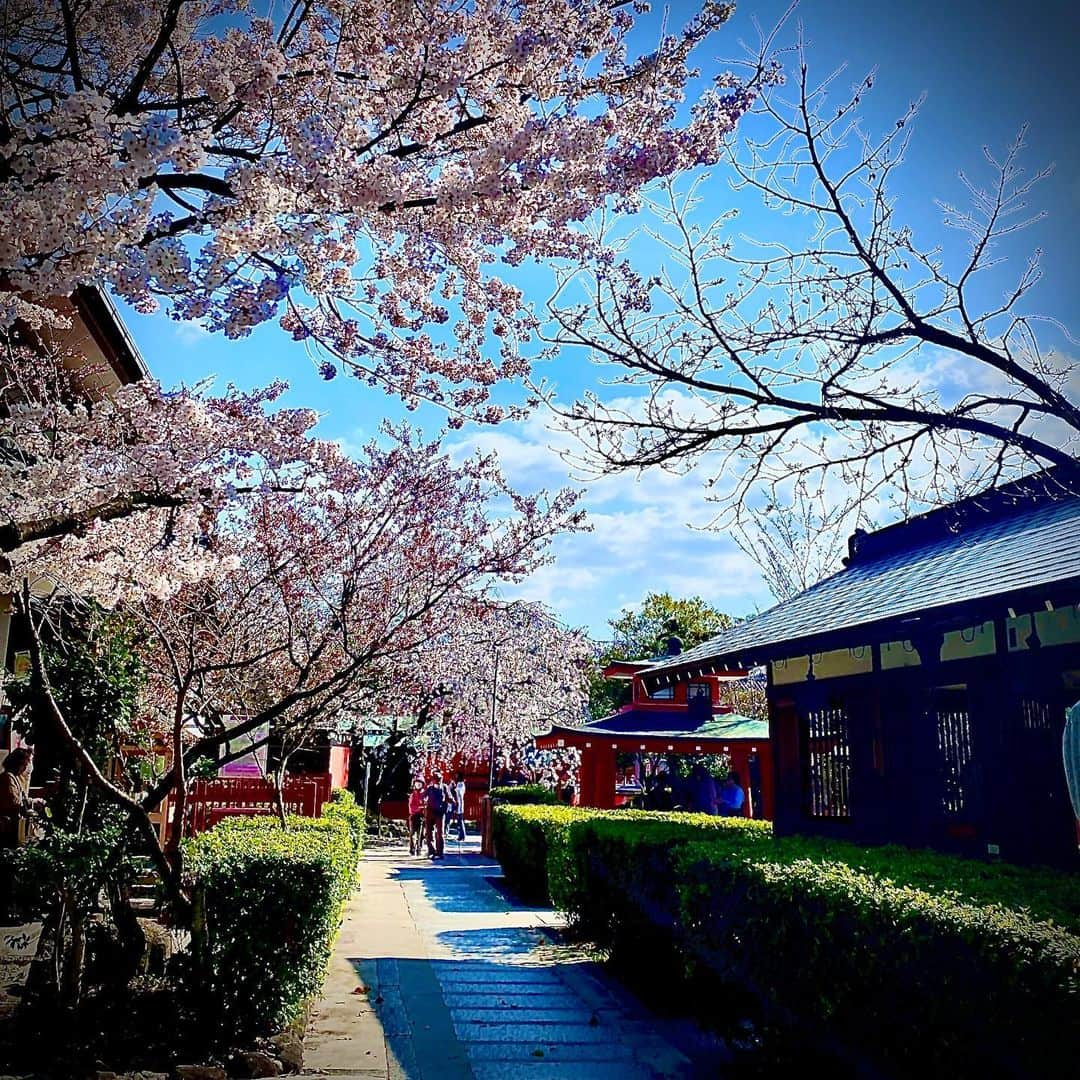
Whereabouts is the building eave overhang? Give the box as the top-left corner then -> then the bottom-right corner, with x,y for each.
535,718 -> 768,752
640,575 -> 1080,693
73,285 -> 149,383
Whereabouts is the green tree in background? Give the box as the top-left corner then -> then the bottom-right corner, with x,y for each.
588,593 -> 734,720
4,606 -> 149,1009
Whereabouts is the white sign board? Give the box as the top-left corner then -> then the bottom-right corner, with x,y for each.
0,922 -> 42,1005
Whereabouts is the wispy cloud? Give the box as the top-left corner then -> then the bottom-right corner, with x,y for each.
172,319 -> 212,346
449,403 -> 772,637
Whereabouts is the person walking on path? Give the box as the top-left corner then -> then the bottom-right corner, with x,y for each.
440,774 -> 456,845
423,776 -> 445,858
687,762 -> 718,816
0,748 -> 42,848
448,771 -> 467,842
407,778 -> 425,855
718,771 -> 746,817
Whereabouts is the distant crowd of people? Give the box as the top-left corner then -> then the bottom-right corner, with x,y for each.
407,772 -> 467,859
635,760 -> 746,816
495,755 -> 577,805
401,750 -> 746,860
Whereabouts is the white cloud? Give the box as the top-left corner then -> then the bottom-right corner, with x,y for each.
331,426 -> 374,461
450,402 -> 773,637
172,319 -> 212,346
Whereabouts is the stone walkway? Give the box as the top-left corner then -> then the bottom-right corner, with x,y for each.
302,837 -> 717,1079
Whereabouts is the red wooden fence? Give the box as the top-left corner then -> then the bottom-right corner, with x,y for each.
186,774 -> 332,835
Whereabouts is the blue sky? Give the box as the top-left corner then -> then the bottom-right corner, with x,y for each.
117,0 -> 1080,640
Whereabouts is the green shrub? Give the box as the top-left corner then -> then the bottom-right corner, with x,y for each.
494,805 -> 1079,930
492,804 -> 767,913
491,803 -> 560,902
184,803 -> 362,1041
489,784 -> 559,805
323,789 -> 366,858
494,805 -> 1080,1076
674,845 -> 1079,1076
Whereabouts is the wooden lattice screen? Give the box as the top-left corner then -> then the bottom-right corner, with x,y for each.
803,704 -> 852,819
1020,698 -> 1053,732
935,697 -> 974,817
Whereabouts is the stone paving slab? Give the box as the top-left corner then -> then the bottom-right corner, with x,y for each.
436,982 -> 579,997
463,1041 -> 640,1063
440,991 -> 583,1008
470,1064 -> 655,1080
303,839 -> 707,1079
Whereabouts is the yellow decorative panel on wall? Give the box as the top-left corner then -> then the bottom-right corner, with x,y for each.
941,622 -> 996,661
771,655 -> 810,685
771,646 -> 873,684
881,640 -> 921,669
1007,606 -> 1080,651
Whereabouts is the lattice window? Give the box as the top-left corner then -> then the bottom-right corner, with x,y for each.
1020,699 -> 1053,731
935,698 -> 974,817
803,704 -> 852,818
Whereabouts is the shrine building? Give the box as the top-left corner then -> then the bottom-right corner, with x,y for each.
642,469 -> 1080,867
536,648 -> 774,818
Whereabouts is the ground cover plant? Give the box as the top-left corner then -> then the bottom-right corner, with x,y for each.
0,793 -> 364,1073
493,805 -> 1080,1076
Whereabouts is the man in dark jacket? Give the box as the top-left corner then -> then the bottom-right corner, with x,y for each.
424,777 -> 445,858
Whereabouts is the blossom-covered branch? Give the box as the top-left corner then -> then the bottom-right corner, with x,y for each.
1,0 -> 753,416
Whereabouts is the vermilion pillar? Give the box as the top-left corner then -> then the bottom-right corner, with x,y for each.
579,746 -> 617,809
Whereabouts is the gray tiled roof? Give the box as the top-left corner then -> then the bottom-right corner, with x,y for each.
649,476 -> 1080,675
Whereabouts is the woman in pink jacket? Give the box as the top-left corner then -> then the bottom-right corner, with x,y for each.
407,778 -> 425,855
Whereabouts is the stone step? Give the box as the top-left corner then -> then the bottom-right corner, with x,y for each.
470,1062 -> 656,1080
441,991 -> 583,1010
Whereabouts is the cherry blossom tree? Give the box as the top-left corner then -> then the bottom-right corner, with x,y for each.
1,0 -> 754,416
0,360 -> 343,603
414,600 -> 592,769
14,420 -> 584,911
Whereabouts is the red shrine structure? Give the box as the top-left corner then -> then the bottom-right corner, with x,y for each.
535,647 -> 774,818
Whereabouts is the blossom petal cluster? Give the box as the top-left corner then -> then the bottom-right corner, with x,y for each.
405,600 -> 593,765
0,373 -> 329,602
0,1 -> 750,415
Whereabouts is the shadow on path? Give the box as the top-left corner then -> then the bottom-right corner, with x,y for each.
390,858 -> 551,915
305,842 -> 727,1079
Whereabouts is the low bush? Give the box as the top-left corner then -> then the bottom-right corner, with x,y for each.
183,801 -> 363,1041
494,805 -> 1080,1076
675,844 -> 1079,1076
323,788 -> 367,857
488,784 -> 559,805
492,805 -> 768,911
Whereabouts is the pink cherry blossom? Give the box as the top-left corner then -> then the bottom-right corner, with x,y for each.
0,1 -> 752,416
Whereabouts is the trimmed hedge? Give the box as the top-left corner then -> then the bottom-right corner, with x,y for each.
323,788 -> 367,853
493,805 -> 769,909
184,798 -> 363,1041
488,784 -> 558,805
493,805 -> 1080,1076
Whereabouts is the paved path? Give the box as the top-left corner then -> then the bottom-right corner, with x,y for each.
302,837 -> 710,1080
